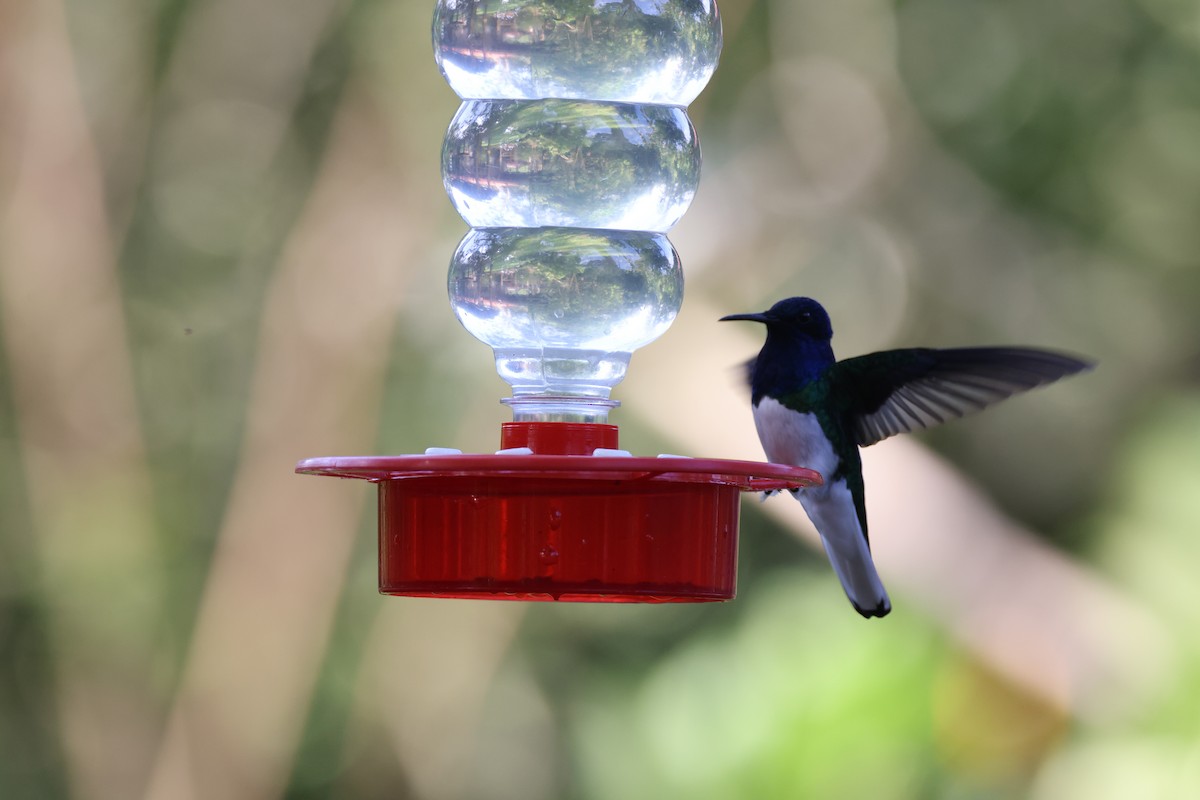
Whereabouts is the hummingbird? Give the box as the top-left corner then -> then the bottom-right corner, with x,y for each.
721,297 -> 1092,618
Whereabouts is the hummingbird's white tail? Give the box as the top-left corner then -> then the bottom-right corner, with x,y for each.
796,485 -> 892,618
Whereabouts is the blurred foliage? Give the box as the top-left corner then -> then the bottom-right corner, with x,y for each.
1,0 -> 1199,799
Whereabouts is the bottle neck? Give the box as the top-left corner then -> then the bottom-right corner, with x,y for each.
502,395 -> 620,424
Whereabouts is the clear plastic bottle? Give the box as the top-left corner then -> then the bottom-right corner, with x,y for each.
435,0 -> 721,421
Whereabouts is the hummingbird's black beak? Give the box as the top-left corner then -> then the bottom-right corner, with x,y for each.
719,312 -> 769,323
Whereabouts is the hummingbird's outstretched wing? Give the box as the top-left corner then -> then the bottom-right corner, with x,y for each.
831,347 -> 1093,447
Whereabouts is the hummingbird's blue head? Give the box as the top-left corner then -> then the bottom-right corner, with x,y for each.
720,296 -> 833,342
721,297 -> 836,401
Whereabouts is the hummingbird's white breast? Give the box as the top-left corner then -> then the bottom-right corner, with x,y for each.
751,397 -> 840,492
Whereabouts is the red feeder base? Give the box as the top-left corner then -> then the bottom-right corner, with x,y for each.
296,422 -> 820,602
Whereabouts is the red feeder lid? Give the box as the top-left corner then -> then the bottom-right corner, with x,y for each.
297,422 -> 820,603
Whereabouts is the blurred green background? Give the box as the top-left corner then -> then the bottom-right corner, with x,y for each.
2,0 -> 1199,798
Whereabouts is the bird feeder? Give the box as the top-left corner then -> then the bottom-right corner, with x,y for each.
296,0 -> 819,602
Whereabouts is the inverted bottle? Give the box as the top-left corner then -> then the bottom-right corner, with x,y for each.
434,0 -> 722,421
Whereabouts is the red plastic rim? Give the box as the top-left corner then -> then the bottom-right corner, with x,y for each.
295,454 -> 821,493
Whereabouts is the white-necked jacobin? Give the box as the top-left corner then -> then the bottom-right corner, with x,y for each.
722,296 -> 1092,619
